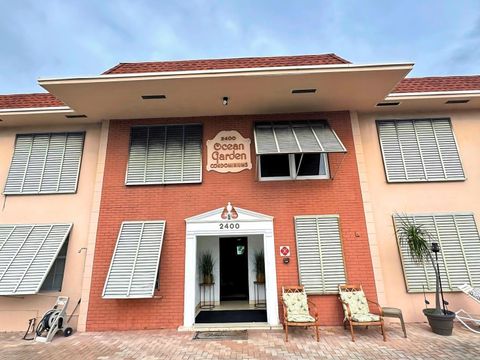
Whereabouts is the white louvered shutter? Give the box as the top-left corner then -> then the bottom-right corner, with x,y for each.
0,224 -> 72,295
378,119 -> 464,182
183,125 -> 203,182
295,215 -> 346,294
4,132 -> 85,194
394,213 -> 480,292
126,125 -> 202,185
254,121 -> 346,155
103,221 -> 166,299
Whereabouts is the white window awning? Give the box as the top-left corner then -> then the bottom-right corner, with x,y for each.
254,121 -> 346,155
0,224 -> 72,295
103,221 -> 166,299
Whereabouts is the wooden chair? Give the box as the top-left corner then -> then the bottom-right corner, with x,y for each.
281,285 -> 320,342
338,284 -> 386,342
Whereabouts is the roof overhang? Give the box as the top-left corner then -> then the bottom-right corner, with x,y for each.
0,106 -> 101,127
39,63 -> 413,120
372,90 -> 480,113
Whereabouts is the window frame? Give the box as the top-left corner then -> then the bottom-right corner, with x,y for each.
124,123 -> 203,186
376,118 -> 465,183
258,153 -> 330,181
40,239 -> 69,292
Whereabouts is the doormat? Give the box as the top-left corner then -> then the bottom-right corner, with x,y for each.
195,309 -> 267,323
193,330 -> 248,340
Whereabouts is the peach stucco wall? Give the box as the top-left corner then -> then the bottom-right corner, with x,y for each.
357,109 -> 480,322
0,123 -> 102,331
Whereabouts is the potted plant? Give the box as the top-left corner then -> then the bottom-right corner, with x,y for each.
254,250 -> 265,283
395,215 -> 456,335
199,252 -> 215,284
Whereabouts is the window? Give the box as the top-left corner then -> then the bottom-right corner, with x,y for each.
259,153 -> 329,180
126,124 -> 202,185
103,221 -> 166,299
4,132 -> 85,194
41,240 -> 68,292
0,224 -> 72,295
377,119 -> 464,182
294,215 -> 346,294
394,213 -> 480,292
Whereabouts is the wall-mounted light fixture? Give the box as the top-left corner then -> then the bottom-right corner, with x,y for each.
222,96 -> 229,106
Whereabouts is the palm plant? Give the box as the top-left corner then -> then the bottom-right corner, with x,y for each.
199,252 -> 215,284
395,215 -> 442,315
254,250 -> 265,283
395,214 -> 455,335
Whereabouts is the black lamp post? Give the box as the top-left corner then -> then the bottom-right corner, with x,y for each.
431,242 -> 447,314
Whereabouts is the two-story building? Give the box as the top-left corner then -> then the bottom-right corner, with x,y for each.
0,54 -> 478,332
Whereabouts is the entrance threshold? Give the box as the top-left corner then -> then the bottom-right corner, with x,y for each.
178,322 -> 283,332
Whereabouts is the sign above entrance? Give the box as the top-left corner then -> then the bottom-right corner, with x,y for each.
206,130 -> 252,173
280,246 -> 290,257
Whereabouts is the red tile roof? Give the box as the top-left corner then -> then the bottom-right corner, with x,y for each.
393,76 -> 480,93
103,54 -> 351,74
0,93 -> 64,109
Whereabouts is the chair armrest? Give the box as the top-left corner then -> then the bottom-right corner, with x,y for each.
339,298 -> 352,318
366,299 -> 383,316
281,298 -> 288,319
307,299 -> 319,319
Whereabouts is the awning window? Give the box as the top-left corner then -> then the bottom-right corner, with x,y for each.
0,224 -> 72,295
103,221 -> 166,299
254,121 -> 346,155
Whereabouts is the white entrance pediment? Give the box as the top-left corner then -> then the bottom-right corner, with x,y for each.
186,204 -> 273,223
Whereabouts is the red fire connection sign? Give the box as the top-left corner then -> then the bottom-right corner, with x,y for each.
279,246 -> 290,257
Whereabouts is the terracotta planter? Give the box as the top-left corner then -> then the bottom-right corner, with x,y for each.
256,273 -> 265,283
203,274 -> 213,284
423,308 -> 455,336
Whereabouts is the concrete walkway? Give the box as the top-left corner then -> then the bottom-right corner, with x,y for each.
1,323 -> 478,359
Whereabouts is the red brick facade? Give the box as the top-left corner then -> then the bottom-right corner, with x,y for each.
86,111 -> 377,331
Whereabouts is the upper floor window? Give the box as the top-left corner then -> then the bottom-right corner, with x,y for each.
254,120 -> 345,182
259,153 -> 329,180
4,132 -> 85,195
377,118 -> 465,182
125,124 -> 202,185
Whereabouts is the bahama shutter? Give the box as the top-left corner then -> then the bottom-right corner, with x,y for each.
294,215 -> 346,294
377,119 -> 464,182
394,213 -> 480,292
4,132 -> 85,194
0,224 -> 72,295
126,124 -> 202,185
254,121 -> 346,155
103,221 -> 165,299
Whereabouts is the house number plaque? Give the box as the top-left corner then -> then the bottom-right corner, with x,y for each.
206,130 -> 252,173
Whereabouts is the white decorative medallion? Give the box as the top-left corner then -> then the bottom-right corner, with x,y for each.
206,130 -> 252,173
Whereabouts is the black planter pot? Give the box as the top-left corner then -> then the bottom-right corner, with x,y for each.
423,308 -> 456,335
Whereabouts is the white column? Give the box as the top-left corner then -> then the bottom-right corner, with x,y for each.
264,229 -> 280,326
183,233 -> 197,327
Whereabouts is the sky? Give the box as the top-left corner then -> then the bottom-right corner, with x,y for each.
0,1 -> 479,94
